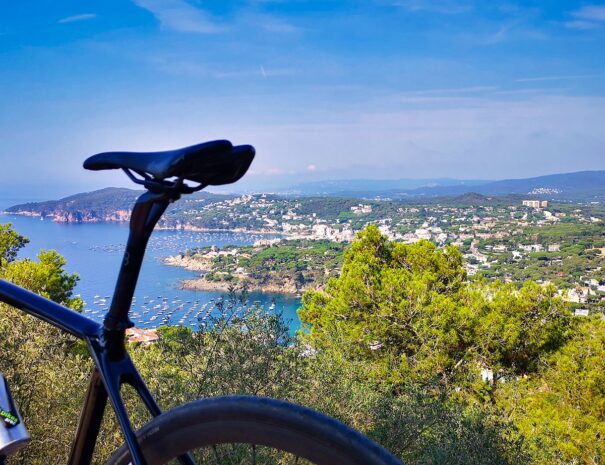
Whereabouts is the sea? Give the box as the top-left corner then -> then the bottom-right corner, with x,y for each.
0,209 -> 302,332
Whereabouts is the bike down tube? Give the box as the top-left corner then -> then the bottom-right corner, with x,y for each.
70,338 -> 195,465
67,369 -> 107,465
66,336 -> 159,465
87,337 -> 150,465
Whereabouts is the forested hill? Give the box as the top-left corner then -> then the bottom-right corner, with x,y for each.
6,188 -> 141,216
4,187 -> 231,223
2,187 -> 533,235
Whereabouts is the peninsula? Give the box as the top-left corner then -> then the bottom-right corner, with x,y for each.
165,239 -> 346,295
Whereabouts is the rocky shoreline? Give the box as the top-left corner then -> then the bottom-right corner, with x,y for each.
179,277 -> 302,295
4,211 -> 282,236
3,209 -> 132,223
164,255 -> 307,295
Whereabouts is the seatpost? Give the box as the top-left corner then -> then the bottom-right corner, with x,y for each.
103,190 -> 175,339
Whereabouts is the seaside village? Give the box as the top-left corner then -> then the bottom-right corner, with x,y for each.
170,194 -> 605,316
14,191 -> 603,345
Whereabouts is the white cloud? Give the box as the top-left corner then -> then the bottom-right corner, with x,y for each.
479,18 -> 546,45
213,66 -> 293,79
247,167 -> 289,176
390,0 -> 471,14
567,4 -> 605,29
572,5 -> 605,21
58,13 -> 97,24
565,19 -> 600,30
515,74 -> 601,82
132,0 -> 223,33
398,86 -> 497,96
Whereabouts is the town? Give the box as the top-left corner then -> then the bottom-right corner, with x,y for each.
6,188 -> 605,313
154,193 -> 605,314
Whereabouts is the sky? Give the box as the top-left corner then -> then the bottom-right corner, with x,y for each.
0,0 -> 604,198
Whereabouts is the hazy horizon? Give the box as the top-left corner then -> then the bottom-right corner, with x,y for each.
2,168 -> 605,205
1,1 -> 605,199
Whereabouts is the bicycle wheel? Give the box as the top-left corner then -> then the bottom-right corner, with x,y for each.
106,395 -> 403,465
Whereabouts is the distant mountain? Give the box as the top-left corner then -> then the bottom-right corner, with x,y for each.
282,171 -> 605,201
283,178 -> 487,196
398,170 -> 605,201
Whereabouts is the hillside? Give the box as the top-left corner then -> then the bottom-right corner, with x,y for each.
403,170 -> 605,200
284,177 -> 487,195
5,187 -> 142,222
5,187 -> 232,224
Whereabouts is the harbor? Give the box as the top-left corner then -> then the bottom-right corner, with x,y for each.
84,293 -> 283,330
0,213 -> 302,332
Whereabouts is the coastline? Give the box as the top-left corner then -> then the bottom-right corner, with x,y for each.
3,212 -> 284,236
156,225 -> 282,236
179,277 -> 304,296
164,255 -> 309,296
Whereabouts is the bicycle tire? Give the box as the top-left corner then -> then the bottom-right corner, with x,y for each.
105,395 -> 403,465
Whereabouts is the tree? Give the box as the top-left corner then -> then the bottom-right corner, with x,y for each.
299,225 -> 474,389
471,280 -> 570,386
299,226 -> 572,396
0,226 -> 89,465
498,316 -> 605,465
1,250 -> 83,310
0,223 -> 28,266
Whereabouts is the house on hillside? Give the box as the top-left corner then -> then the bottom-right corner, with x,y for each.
126,328 -> 159,344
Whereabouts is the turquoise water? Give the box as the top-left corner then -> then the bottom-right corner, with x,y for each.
0,213 -> 302,331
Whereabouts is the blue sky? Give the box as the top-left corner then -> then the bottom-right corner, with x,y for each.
1,0 -> 604,197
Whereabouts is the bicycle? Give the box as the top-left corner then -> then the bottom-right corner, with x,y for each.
0,140 -> 403,465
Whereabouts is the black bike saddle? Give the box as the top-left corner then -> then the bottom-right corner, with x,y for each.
83,140 -> 255,186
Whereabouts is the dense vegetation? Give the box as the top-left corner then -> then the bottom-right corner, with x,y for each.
182,218 -> 605,315
0,223 -> 603,465
6,188 -> 230,225
479,223 -> 605,302
6,188 -> 142,217
188,239 -> 346,292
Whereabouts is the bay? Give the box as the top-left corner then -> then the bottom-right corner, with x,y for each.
0,213 -> 302,331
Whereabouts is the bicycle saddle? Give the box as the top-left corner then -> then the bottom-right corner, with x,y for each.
83,140 -> 254,186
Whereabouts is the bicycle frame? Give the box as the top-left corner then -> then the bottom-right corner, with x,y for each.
0,189 -> 188,465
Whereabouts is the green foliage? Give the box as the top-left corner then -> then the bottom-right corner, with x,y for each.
0,226 -> 89,465
471,280 -> 570,380
300,225 -> 602,464
1,250 -> 83,310
302,349 -> 527,465
0,223 -> 28,266
300,226 -> 570,394
499,316 -> 605,465
189,240 -> 345,292
0,223 -> 602,465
